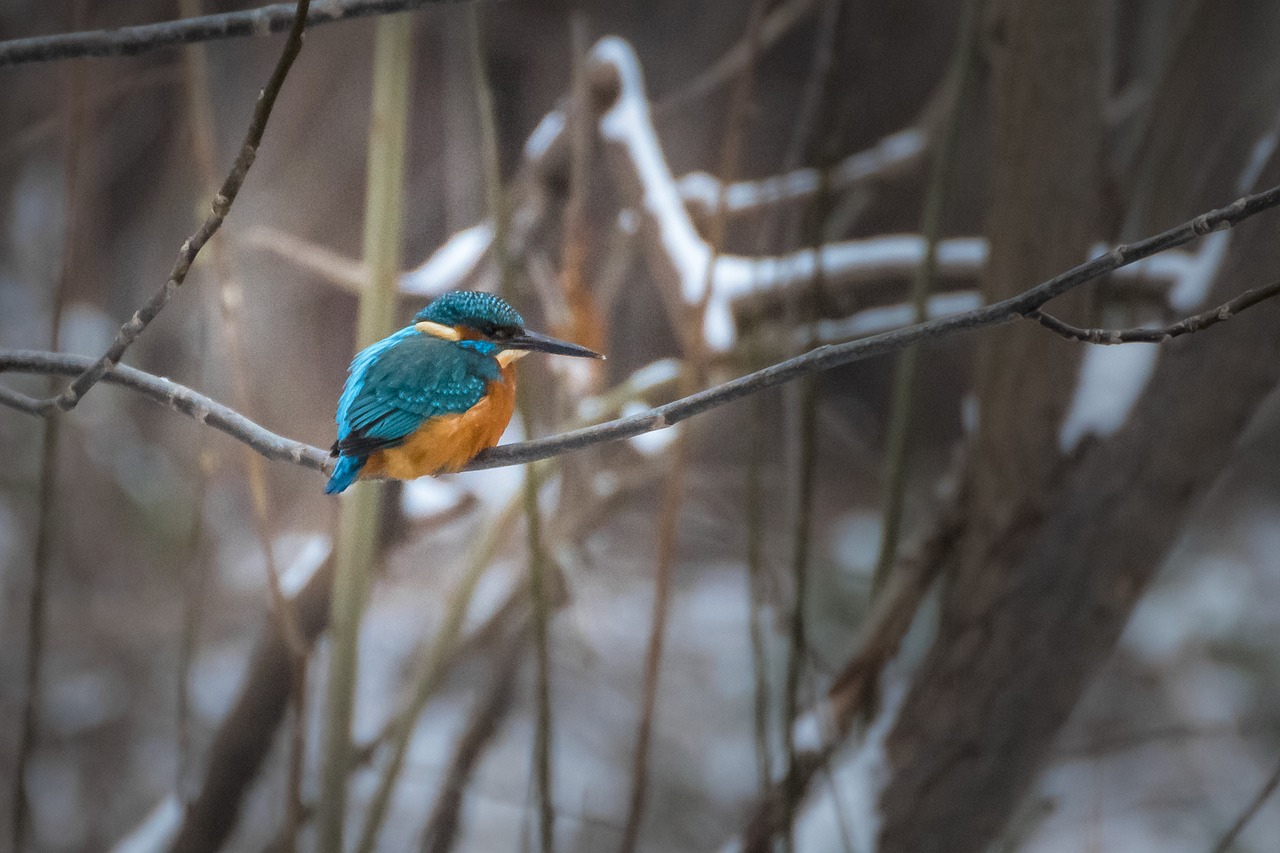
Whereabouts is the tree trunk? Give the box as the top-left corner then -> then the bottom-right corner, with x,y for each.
876,3 -> 1280,851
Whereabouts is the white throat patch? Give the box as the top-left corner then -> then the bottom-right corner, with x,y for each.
496,349 -> 529,368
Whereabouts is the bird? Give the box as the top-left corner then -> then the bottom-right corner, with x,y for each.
325,291 -> 603,494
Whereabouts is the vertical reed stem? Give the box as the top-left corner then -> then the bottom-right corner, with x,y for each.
317,16 -> 415,852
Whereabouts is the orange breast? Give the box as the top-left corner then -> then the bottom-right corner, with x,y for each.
362,365 -> 517,480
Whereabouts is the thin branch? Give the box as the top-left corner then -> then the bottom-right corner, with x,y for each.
779,0 -> 847,846
13,346 -> 64,853
871,0 -> 979,592
1026,277 -> 1280,344
177,6 -> 310,843
782,373 -> 818,853
652,0 -> 816,118
418,636 -> 526,853
175,0 -> 223,813
461,181 -> 1280,466
3,183 -> 1280,476
618,7 -> 766,850
740,476 -> 969,853
465,8 -> 559,853
0,351 -> 330,469
1208,754 -> 1280,853
745,393 -> 774,800
11,21 -> 87,845
21,0 -> 311,417
556,13 -> 602,360
318,13 -> 414,853
353,491 -> 525,853
0,0 -> 461,67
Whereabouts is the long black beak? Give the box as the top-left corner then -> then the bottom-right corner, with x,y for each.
507,328 -> 605,359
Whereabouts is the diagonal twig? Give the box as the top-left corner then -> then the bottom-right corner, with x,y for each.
871,0 -> 980,592
21,0 -> 312,418
618,5 -> 768,849
1026,277 -> 1280,344
1209,753 -> 1280,853
418,634 -> 527,853
653,0 -> 816,118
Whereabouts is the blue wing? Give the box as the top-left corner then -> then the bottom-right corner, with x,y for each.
332,327 -> 500,459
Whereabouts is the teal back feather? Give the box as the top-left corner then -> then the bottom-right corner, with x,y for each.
325,326 -> 502,493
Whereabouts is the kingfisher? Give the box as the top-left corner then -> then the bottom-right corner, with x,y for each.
325,291 -> 603,494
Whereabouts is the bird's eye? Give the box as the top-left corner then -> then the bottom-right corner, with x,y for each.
491,326 -> 515,341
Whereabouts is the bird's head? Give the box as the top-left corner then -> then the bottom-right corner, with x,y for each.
413,291 -> 604,361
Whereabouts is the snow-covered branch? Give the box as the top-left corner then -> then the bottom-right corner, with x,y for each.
677,127 -> 927,218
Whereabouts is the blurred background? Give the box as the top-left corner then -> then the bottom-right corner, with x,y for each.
3,1 -> 1280,851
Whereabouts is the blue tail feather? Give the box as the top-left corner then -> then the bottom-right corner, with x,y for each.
325,455 -> 367,494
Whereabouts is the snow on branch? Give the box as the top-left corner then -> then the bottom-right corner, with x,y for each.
300,35 -> 1207,350
677,127 -> 927,218
587,36 -> 1218,352
401,223 -> 494,296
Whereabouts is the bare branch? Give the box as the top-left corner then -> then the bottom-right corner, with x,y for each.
620,6 -> 768,850
169,544 -> 334,853
464,181 -> 1280,469
23,0 -> 312,417
178,13 -> 312,843
241,225 -> 369,292
418,636 -> 525,853
653,0 -> 816,117
12,39 -> 90,849
1209,754 -> 1280,853
3,182 -> 1280,479
0,0 -> 461,67
1026,277 -> 1280,344
0,350 -> 331,471
740,475 -> 969,852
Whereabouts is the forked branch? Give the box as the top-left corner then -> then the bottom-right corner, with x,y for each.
14,0 -> 312,418
1027,277 -> 1280,344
